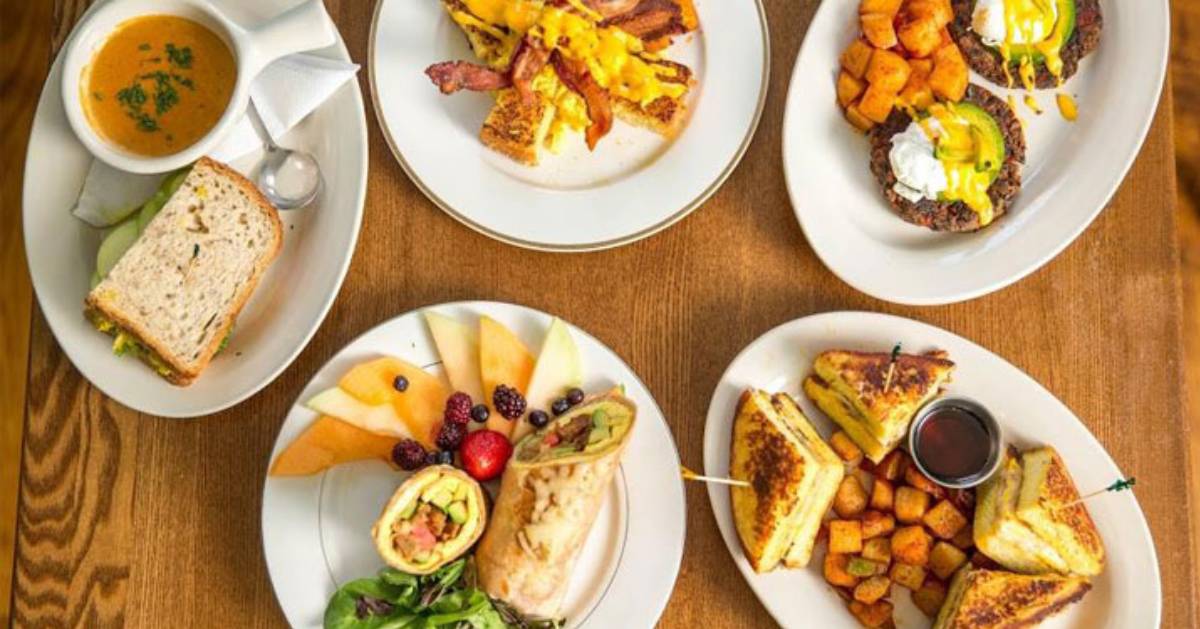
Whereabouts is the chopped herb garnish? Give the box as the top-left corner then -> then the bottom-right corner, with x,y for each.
128,110 -> 159,132
192,243 -> 200,258
166,43 -> 193,68
171,73 -> 195,89
116,83 -> 147,108
92,91 -> 103,101
138,43 -> 151,51
154,82 -> 179,115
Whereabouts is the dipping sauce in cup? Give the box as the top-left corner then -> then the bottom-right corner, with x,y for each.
908,397 -> 1002,488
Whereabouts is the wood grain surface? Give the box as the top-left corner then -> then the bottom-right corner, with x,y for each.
8,0 -> 1198,627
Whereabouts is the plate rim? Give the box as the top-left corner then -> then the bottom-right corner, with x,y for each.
780,0 -> 1172,306
366,0 -> 772,252
260,299 -> 688,628
701,309 -> 1162,627
20,3 -> 369,418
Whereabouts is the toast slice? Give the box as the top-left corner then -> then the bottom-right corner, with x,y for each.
771,393 -> 845,568
974,452 -> 1069,574
1016,447 -> 1106,576
933,567 -> 1092,629
480,87 -> 556,166
84,157 -> 282,385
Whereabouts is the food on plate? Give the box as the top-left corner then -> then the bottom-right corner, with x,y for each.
517,318 -> 583,441
371,465 -> 488,575
424,0 -> 699,164
475,391 -> 635,617
268,416 -> 400,477
975,446 -> 1105,576
82,15 -> 236,156
932,566 -> 1092,628
339,356 -> 451,449
802,348 -> 955,463
459,428 -> 515,481
730,390 -> 845,572
425,311 -> 486,403
480,315 -> 535,435
84,157 -> 281,385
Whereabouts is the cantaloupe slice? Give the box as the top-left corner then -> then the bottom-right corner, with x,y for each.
479,316 -> 534,437
306,387 -> 413,439
269,416 -> 398,476
425,311 -> 484,402
339,356 -> 449,449
515,318 -> 583,441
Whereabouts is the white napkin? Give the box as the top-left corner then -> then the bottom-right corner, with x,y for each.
73,53 -> 359,227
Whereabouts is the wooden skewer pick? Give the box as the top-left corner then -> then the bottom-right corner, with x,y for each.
680,465 -> 750,488
1059,477 -> 1136,510
883,342 -> 902,393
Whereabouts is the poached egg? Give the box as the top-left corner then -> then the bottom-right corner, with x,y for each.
971,0 -> 1058,46
888,122 -> 948,205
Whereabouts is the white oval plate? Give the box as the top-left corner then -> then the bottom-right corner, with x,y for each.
22,0 -> 367,417
369,0 -> 768,251
703,311 -> 1160,628
262,301 -> 686,628
782,1 -> 1169,305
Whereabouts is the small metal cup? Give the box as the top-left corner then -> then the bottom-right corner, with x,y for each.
908,397 -> 1004,489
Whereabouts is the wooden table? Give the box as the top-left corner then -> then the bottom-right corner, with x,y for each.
11,1 -> 1197,627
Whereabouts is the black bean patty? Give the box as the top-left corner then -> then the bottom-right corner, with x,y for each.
868,85 -> 1026,233
948,0 -> 1103,89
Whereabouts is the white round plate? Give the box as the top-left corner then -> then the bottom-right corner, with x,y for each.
703,311 -> 1160,628
782,1 -> 1169,305
368,0 -> 768,251
22,1 -> 367,417
262,301 -> 686,628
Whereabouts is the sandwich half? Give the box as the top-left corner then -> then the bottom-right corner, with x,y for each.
803,349 -> 955,463
974,450 -> 1069,574
84,157 -> 282,385
730,389 -> 844,573
1015,446 -> 1106,576
933,567 -> 1092,629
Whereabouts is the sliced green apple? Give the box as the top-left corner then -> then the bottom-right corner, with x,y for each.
424,311 -> 484,402
514,317 -> 583,441
305,387 -> 413,439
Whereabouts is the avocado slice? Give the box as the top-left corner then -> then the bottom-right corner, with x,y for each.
992,0 -> 1076,66
932,103 -> 1006,182
398,500 -> 418,520
421,476 -> 459,505
446,501 -> 468,524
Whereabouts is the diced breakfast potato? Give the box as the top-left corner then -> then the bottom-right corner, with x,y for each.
837,72 -> 867,108
859,0 -> 903,16
862,537 -> 892,564
899,77 -> 935,110
861,13 -> 898,49
909,58 -> 934,78
912,578 -> 949,617
929,541 -> 969,580
906,0 -> 953,28
830,430 -> 864,463
849,600 -> 894,628
870,478 -> 895,511
894,486 -> 931,523
829,519 -> 865,554
897,16 -> 942,58
892,525 -> 933,566
924,500 -> 968,539
861,510 -> 897,539
951,524 -> 974,550
845,104 -> 877,132
825,552 -> 862,588
857,84 -> 897,124
866,49 -> 912,92
841,39 -> 876,79
875,450 -> 907,481
904,466 -> 947,499
930,44 -> 969,101
890,561 -> 928,591
834,476 -> 870,518
854,576 -> 892,604
847,556 -> 880,578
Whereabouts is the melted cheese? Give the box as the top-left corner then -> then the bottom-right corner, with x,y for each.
977,0 -> 1068,89
923,104 -> 996,225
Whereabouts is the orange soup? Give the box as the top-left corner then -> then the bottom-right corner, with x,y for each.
83,15 -> 237,157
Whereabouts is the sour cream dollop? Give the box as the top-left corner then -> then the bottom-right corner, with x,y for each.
972,0 -> 1058,46
888,122 -> 947,205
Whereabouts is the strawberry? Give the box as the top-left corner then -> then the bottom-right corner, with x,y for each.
458,429 -> 513,482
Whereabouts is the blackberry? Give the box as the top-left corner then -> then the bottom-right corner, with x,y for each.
392,375 -> 409,392
470,404 -> 490,423
492,384 -> 526,420
529,410 -> 550,429
566,387 -> 585,406
436,450 -> 454,466
551,398 -> 570,416
444,392 -> 473,425
391,439 -> 428,471
436,421 -> 467,451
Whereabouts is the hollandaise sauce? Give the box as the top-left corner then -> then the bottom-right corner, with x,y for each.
1056,92 -> 1078,121
920,103 -> 1004,226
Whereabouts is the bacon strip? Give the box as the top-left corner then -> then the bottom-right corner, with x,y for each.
550,51 -> 613,150
510,37 -> 551,102
602,0 -> 687,40
424,61 -> 511,94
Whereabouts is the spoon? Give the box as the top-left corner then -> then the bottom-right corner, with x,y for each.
246,100 -> 323,210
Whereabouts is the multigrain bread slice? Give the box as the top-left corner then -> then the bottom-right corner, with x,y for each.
84,157 -> 283,386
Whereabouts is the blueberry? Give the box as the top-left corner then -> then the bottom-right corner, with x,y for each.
529,410 -> 550,429
436,450 -> 454,466
566,387 -> 585,406
392,375 -> 409,392
551,398 -> 570,416
425,450 -> 439,466
470,404 -> 490,423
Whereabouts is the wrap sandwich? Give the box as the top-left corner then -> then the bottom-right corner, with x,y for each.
371,465 -> 488,575
475,391 -> 636,618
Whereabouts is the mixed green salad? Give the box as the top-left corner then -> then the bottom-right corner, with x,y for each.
325,559 -> 563,629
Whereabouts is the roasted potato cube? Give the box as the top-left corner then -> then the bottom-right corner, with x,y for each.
829,520 -> 865,554
897,16 -> 942,58
847,556 -> 880,577
866,49 -> 912,92
861,13 -> 898,49
870,478 -> 895,511
825,552 -> 862,588
924,500 -> 968,539
929,541 -> 969,580
845,103 -> 877,132
854,575 -> 893,604
857,84 -> 897,124
909,58 -> 934,78
894,486 -> 931,523
830,430 -> 865,463
930,44 -> 969,101
889,561 -> 928,590
849,600 -> 894,628
906,0 -> 953,28
860,0 -> 904,16
875,450 -> 907,481
898,77 -> 935,110
892,525 -> 932,566
912,578 -> 949,617
861,510 -> 897,539
841,39 -> 876,79
835,476 -> 871,518
951,524 -> 974,550
903,465 -> 947,499
862,537 -> 892,564
837,72 -> 868,108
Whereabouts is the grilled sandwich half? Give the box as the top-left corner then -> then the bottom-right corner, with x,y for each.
730,389 -> 844,573
802,349 -> 955,463
933,567 -> 1092,629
